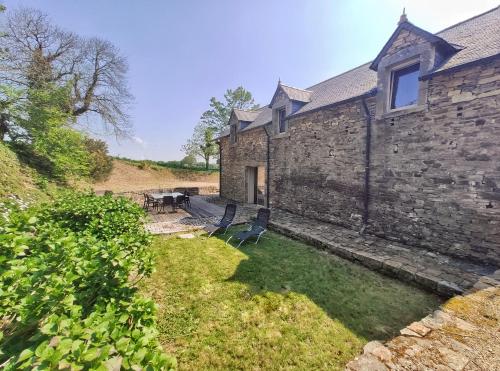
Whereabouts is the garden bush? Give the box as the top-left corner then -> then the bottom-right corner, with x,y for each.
0,193 -> 175,370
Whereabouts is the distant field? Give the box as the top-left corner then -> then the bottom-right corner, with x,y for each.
93,159 -> 219,193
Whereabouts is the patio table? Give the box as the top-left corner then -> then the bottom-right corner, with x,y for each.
150,192 -> 184,201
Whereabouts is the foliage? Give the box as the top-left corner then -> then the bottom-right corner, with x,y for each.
183,86 -> 259,167
0,193 -> 176,370
182,122 -> 218,170
1,7 -> 132,136
144,231 -> 441,369
13,84 -> 91,181
180,154 -> 197,168
84,138 -> 114,182
200,86 -> 260,134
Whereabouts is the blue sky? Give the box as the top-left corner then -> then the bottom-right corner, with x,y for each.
3,0 -> 499,160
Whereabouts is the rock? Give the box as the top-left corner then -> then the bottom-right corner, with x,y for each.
453,318 -> 477,332
438,347 -> 469,370
407,321 -> 431,336
345,355 -> 388,371
400,327 -> 422,337
363,341 -> 392,362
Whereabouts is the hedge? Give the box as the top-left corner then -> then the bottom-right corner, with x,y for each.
0,193 -> 175,370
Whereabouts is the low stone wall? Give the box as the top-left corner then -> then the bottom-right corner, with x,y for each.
346,271 -> 500,370
97,186 -> 219,200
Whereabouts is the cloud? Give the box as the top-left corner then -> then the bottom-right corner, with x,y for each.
131,136 -> 145,146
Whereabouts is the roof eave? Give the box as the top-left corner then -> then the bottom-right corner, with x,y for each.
288,89 -> 377,120
421,52 -> 500,80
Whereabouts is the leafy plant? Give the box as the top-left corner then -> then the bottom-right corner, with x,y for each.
0,193 -> 175,370
85,138 -> 114,182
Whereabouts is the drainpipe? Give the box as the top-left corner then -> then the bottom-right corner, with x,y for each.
361,98 -> 372,232
263,125 -> 271,208
218,140 -> 222,198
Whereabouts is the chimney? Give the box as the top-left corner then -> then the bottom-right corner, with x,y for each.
398,8 -> 408,25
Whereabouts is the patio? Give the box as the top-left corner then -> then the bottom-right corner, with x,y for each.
142,195 -> 248,234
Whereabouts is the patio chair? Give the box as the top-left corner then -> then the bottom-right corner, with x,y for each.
175,194 -> 186,209
184,191 -> 191,208
226,208 -> 270,248
205,203 -> 237,237
143,193 -> 159,211
161,195 -> 175,212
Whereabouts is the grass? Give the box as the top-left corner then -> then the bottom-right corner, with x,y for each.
0,142 -> 53,202
142,229 -> 442,370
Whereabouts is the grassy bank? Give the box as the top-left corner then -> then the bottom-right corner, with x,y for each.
93,159 -> 219,193
142,229 -> 442,370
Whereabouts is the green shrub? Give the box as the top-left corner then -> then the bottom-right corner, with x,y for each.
0,193 -> 175,370
85,138 -> 114,182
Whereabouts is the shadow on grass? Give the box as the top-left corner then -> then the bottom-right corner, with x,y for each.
218,229 -> 442,341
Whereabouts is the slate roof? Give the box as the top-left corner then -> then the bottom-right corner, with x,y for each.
241,106 -> 272,132
219,6 -> 500,137
429,5 -> 500,75
293,62 -> 377,116
233,108 -> 261,122
279,84 -> 312,103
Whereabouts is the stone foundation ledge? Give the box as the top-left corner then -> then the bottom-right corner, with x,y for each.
268,221 -> 470,296
346,273 -> 500,370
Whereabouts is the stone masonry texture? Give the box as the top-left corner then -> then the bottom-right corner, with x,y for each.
219,32 -> 500,267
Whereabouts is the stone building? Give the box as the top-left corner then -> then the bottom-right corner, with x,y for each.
218,7 -> 500,266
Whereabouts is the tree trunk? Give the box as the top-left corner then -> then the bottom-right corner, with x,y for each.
0,115 -> 8,142
205,156 -> 209,170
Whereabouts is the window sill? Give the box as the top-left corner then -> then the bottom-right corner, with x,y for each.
274,131 -> 290,139
380,104 -> 426,119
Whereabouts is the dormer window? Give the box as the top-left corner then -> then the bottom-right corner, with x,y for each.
390,62 -> 420,109
278,108 -> 286,133
230,124 -> 237,144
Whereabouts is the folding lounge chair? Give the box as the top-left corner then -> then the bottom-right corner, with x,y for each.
226,208 -> 270,248
205,203 -> 237,237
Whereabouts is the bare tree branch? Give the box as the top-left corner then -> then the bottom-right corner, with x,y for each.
0,7 -> 133,137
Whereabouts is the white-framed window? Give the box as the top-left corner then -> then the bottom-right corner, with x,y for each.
389,62 -> 420,110
278,107 -> 286,133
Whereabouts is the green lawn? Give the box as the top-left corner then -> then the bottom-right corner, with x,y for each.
141,229 -> 442,370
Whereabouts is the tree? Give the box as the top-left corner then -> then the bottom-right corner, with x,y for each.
200,86 -> 259,134
182,122 -> 218,170
1,7 -> 132,136
84,137 -> 114,181
180,154 -> 197,168
11,83 -> 91,180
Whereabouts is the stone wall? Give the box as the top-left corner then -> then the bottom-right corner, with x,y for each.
220,126 -> 268,203
269,101 -> 370,229
368,59 -> 500,265
219,60 -> 500,266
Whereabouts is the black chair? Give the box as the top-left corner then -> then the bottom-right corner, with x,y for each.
184,191 -> 191,208
175,194 -> 185,209
226,208 -> 270,247
144,194 -> 159,211
161,196 -> 175,212
205,204 -> 237,237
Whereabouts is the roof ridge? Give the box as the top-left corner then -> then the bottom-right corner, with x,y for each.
233,107 -> 263,113
306,61 -> 373,90
435,5 -> 499,35
279,83 -> 313,92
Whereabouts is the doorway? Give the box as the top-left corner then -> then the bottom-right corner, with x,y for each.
245,166 -> 258,204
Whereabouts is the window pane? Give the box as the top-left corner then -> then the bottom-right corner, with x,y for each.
391,63 -> 420,109
279,108 -> 286,133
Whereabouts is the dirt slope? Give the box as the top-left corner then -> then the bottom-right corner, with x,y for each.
93,160 -> 219,193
